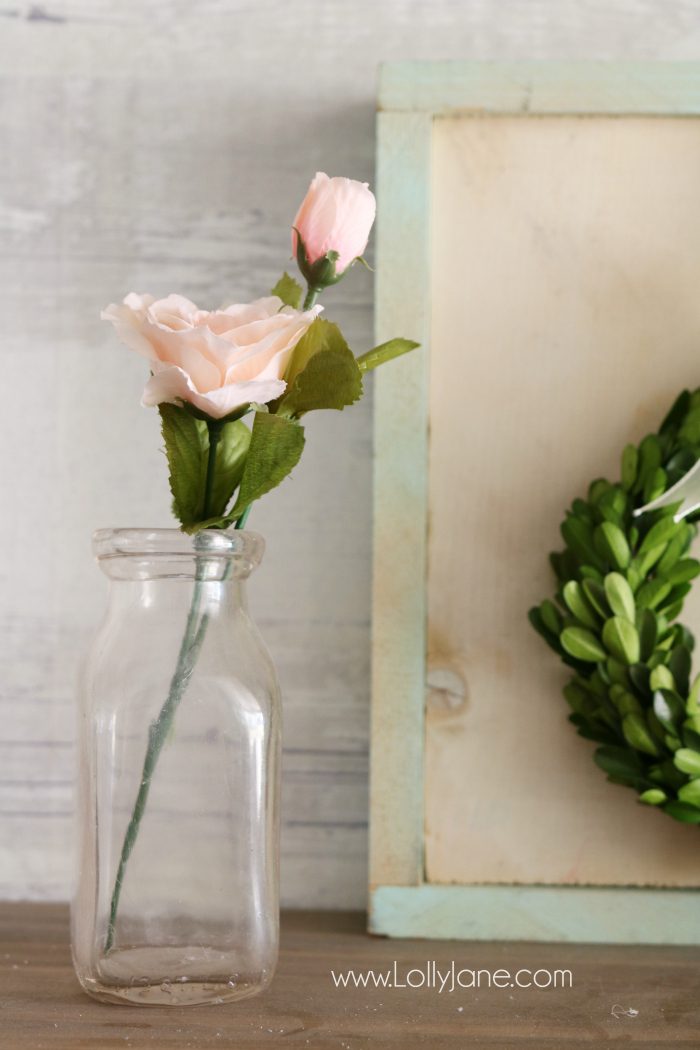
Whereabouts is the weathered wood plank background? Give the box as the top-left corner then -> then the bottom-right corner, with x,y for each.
2,1 -> 700,908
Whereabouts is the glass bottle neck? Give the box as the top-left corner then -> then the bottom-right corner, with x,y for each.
104,575 -> 249,618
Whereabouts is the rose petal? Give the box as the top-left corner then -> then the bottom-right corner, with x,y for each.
142,364 -> 286,419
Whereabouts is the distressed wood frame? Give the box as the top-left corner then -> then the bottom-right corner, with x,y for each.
369,61 -> 700,943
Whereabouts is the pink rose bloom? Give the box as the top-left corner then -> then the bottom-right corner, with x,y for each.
101,293 -> 322,419
292,172 -> 376,275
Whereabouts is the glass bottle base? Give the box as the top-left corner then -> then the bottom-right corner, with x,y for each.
76,944 -> 273,1006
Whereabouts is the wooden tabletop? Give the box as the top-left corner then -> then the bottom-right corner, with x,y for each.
2,903 -> 700,1048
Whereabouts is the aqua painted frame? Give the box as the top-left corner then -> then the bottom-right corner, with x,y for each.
369,61 -> 700,944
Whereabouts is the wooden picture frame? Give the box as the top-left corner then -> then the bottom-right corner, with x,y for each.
369,61 -> 700,943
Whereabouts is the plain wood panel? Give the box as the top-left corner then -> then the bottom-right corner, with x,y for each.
4,0 -> 700,907
426,114 -> 700,886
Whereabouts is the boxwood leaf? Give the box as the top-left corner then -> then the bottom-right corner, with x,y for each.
635,578 -> 672,611
594,745 -> 643,782
665,558 -> 700,585
650,664 -> 675,692
620,444 -> 638,491
637,608 -> 658,661
594,522 -> 630,570
664,801 -> 700,823
678,779 -> 700,806
622,713 -> 659,756
561,516 -> 602,569
539,599 -> 562,635
673,748 -> 700,776
560,627 -> 606,663
582,579 -> 610,618
668,645 -> 692,697
653,689 -> 684,734
639,515 -> 679,554
602,616 -> 640,665
562,581 -> 598,628
604,573 -> 635,622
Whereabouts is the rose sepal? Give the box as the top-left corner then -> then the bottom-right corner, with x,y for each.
294,230 -> 343,290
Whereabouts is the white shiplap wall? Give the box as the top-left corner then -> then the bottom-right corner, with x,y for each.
2,0 -> 700,908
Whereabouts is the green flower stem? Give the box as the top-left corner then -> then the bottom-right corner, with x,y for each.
235,505 -> 252,530
104,427 -> 224,952
203,421 -> 223,519
303,287 -> 320,310
104,573 -> 209,951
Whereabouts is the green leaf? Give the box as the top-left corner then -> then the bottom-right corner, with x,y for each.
636,579 -> 672,611
594,522 -> 631,570
678,779 -> 700,806
528,607 -> 563,657
639,788 -> 667,805
629,663 -> 652,699
207,420 -> 251,519
159,403 -> 208,528
228,412 -> 305,519
539,599 -> 562,635
643,467 -> 667,504
673,748 -> 700,776
271,271 -> 303,309
602,616 -> 640,665
597,487 -> 627,525
356,338 -> 419,373
650,664 -> 675,692
604,573 -> 635,622
582,579 -> 610,618
660,389 -> 690,434
594,746 -> 643,782
635,543 -> 668,579
639,515 -> 679,554
560,627 -> 606,663
606,659 -> 629,687
562,581 -> 598,628
281,347 -> 363,417
620,444 -> 638,492
653,689 -> 684,734
278,318 -> 363,417
282,317 -> 343,389
669,645 -> 692,696
635,434 -> 661,494
664,801 -> 700,823
637,608 -> 658,661
589,478 -> 612,504
611,689 -> 640,716
664,558 -> 700,585
657,530 -> 690,575
687,673 -> 700,715
622,713 -> 659,756
561,517 -> 603,569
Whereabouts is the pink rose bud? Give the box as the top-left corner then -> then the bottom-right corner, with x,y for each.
292,172 -> 376,290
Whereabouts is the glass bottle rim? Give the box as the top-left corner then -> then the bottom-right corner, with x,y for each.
93,527 -> 265,578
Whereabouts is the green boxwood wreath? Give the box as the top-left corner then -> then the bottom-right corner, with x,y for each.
530,388 -> 700,824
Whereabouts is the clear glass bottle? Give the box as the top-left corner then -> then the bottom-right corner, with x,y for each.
72,528 -> 281,1006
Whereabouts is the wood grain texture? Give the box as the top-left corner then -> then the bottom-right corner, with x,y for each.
426,113 -> 700,888
3,903 -> 700,1047
369,110 -> 431,890
4,2 -> 700,910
